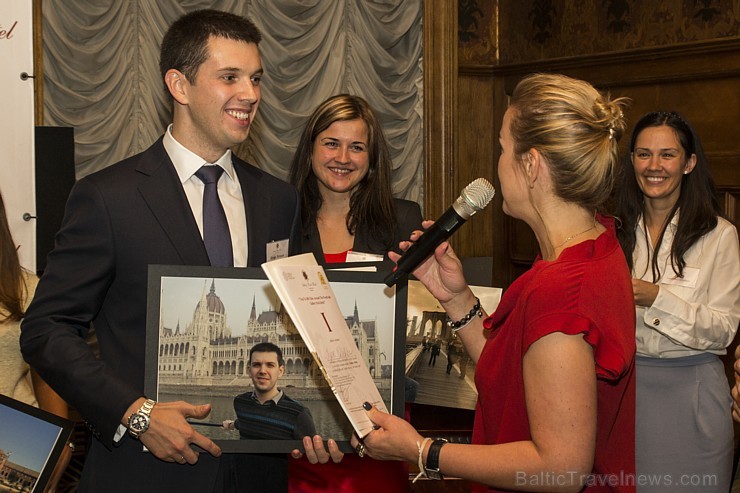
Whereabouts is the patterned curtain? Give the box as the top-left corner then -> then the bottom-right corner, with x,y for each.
42,0 -> 424,202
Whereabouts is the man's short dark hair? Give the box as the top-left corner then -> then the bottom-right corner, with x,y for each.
249,342 -> 284,367
159,9 -> 261,95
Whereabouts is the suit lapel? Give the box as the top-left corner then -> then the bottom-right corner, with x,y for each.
233,158 -> 270,267
136,140 -> 210,265
305,220 -> 327,265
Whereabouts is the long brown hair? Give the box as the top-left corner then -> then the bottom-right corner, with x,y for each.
289,94 -> 397,246
0,190 -> 26,322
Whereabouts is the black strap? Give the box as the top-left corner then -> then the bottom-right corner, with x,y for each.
425,438 -> 448,479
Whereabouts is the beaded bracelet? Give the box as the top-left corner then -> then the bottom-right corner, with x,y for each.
447,297 -> 482,332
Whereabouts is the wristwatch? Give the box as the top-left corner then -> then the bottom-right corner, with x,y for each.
127,398 -> 156,439
424,438 -> 448,480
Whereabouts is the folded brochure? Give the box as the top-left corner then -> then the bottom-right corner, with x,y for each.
262,253 -> 388,438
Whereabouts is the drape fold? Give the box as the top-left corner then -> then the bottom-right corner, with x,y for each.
42,0 -> 423,203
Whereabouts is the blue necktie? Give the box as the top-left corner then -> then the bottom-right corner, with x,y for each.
194,165 -> 233,267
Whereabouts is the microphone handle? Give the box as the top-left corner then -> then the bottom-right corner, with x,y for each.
384,207 -> 465,287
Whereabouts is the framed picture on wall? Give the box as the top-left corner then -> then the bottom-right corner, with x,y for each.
145,265 -> 407,453
0,394 -> 74,493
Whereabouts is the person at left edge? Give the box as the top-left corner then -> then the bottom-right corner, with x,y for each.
20,9 -> 300,493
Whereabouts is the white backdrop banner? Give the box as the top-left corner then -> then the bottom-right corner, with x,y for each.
0,0 -> 35,271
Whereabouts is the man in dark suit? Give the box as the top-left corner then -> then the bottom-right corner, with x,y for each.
21,10 -> 299,492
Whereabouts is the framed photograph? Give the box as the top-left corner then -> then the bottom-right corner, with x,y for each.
404,280 -> 502,411
145,265 -> 406,453
0,394 -> 74,493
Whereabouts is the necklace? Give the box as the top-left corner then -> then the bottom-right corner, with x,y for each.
554,224 -> 596,250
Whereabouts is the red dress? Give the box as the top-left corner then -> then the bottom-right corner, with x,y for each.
287,251 -> 409,493
472,216 -> 636,492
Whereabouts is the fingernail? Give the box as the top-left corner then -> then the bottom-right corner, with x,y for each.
362,402 -> 372,411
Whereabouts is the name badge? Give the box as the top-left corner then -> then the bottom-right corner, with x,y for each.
662,266 -> 699,288
266,239 -> 289,261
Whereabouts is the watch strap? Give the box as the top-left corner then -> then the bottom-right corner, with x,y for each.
140,398 -> 156,415
424,438 -> 448,480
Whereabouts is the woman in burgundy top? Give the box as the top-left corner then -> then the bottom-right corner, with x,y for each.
356,74 -> 637,492
287,94 -> 422,492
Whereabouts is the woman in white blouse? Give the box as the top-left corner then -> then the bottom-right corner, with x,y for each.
615,111 -> 740,492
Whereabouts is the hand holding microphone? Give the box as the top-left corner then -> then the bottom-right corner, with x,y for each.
384,178 -> 495,287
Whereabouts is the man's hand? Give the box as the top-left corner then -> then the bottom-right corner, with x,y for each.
124,399 -> 221,464
223,419 -> 236,430
291,435 -> 344,464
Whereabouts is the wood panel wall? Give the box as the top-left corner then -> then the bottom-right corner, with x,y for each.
451,1 -> 740,288
490,38 -> 740,284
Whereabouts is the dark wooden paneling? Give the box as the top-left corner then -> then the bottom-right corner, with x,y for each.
454,75 -> 498,263
490,38 -> 740,283
720,189 -> 739,224
423,0 -> 458,222
498,2 -> 740,64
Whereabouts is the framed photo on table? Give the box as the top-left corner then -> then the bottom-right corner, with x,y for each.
0,394 -> 74,493
145,265 -> 407,453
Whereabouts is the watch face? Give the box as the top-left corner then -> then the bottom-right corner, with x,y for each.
130,413 -> 149,432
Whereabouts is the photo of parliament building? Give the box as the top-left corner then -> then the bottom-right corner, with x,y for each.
156,280 -> 391,395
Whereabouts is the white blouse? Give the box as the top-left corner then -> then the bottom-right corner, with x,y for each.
634,213 -> 740,358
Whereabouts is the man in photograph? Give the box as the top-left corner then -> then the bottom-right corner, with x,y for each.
223,342 -> 316,440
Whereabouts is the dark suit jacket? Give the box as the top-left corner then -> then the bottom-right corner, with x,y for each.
20,138 -> 300,492
300,198 -> 422,267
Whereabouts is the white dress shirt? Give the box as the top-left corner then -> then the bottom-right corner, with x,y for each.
634,212 -> 740,358
163,125 -> 248,267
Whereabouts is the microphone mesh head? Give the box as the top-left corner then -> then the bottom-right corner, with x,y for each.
455,178 -> 496,219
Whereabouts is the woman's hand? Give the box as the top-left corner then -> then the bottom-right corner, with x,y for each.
389,220 -> 469,305
350,403 -> 422,463
291,435 -> 344,464
631,279 -> 659,307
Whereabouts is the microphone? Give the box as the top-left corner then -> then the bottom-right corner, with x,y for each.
384,178 -> 495,287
